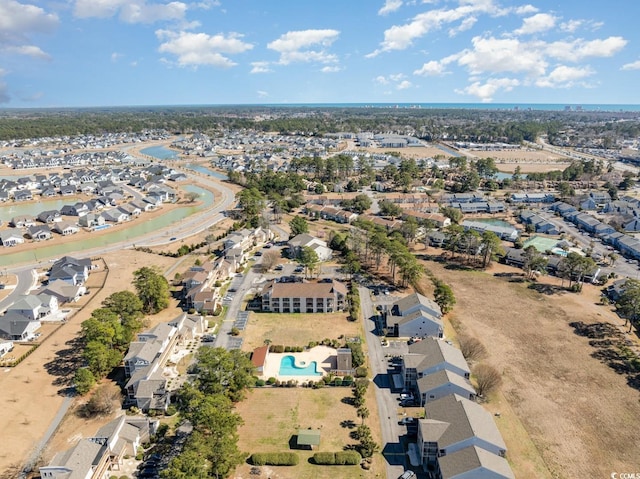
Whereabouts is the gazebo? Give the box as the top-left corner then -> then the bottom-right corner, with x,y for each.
296,428 -> 321,450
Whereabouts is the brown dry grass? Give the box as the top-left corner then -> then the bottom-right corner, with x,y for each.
242,312 -> 361,351
234,387 -> 384,479
415,254 -> 640,478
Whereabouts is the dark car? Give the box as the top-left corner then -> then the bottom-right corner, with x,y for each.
398,417 -> 416,425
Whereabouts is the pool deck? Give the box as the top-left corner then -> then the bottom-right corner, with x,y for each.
261,345 -> 337,383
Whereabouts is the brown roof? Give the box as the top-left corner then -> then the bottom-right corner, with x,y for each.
268,281 -> 346,299
251,345 -> 269,368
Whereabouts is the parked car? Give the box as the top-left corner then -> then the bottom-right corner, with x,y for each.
398,417 -> 416,425
399,471 -> 416,479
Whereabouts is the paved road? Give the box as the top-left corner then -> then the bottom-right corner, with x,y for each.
0,269 -> 36,313
359,286 -> 408,479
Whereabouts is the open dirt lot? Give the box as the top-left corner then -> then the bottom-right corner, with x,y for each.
415,253 -> 640,478
234,387 -> 384,479
242,312 -> 361,351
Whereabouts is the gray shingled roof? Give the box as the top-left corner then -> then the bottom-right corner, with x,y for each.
405,338 -> 470,374
424,394 -> 506,451
438,445 -> 514,478
417,369 -> 476,396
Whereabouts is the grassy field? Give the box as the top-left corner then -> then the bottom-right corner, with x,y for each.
242,311 -> 362,351
234,387 -> 384,479
414,252 -> 640,478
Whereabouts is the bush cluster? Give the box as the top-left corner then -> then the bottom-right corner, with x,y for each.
312,451 -> 361,465
249,452 -> 299,466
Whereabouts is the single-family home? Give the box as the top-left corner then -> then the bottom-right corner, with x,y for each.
49,256 -> 92,285
101,208 -> 129,223
79,213 -> 106,228
0,340 -> 14,357
53,222 -> 80,236
0,312 -> 42,341
27,224 -> 53,241
36,280 -> 86,304
0,229 -> 25,247
7,294 -> 58,320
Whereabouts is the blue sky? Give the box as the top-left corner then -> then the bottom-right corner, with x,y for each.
1,0 -> 639,108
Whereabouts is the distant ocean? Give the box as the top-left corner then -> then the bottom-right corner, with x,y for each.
239,103 -> 640,112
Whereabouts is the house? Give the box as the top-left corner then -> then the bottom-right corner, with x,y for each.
37,209 -> 61,224
49,256 -> 92,285
386,309 -> 443,339
417,394 -> 508,469
27,224 -> 53,241
0,229 -> 25,247
0,313 -> 41,341
417,369 -> 476,406
393,293 -> 443,320
79,213 -> 106,228
10,216 -> 36,228
36,280 -> 86,304
7,294 -> 58,320
401,339 -> 471,393
288,233 -> 333,261
39,415 -> 156,479
53,222 -> 80,236
261,280 -> 347,313
38,439 -> 110,479
436,445 -> 515,479
101,208 -> 129,223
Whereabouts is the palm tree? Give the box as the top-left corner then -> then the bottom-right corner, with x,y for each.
357,406 -> 370,425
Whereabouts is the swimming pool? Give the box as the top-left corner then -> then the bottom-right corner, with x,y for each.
93,224 -> 113,231
278,355 -> 322,376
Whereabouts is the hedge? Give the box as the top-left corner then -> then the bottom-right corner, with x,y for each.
250,452 -> 299,466
312,451 -> 361,465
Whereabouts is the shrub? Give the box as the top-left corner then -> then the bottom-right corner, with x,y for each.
272,344 -> 285,353
312,452 -> 336,465
230,327 -> 240,336
355,366 -> 368,378
335,451 -> 361,465
267,377 -> 277,385
284,346 -> 291,352
333,377 -> 343,386
165,404 -> 177,416
255,379 -> 266,387
250,452 -> 299,466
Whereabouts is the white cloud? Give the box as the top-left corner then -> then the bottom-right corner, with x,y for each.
413,60 -> 448,76
379,0 -> 403,16
250,61 -> 272,74
111,52 -> 123,62
448,16 -> 477,37
156,30 -> 253,67
374,73 -> 411,90
267,29 -> 340,65
513,5 -> 539,15
257,90 -> 268,98
535,65 -> 594,88
456,36 -> 547,77
3,44 -> 50,60
0,0 -> 58,35
621,60 -> 640,71
0,0 -> 57,61
321,65 -> 341,73
367,1 -> 502,57
513,13 -> 557,35
545,36 -> 627,62
456,77 -> 520,102
74,0 -> 187,24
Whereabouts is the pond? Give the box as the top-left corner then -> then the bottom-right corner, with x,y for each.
468,218 -> 514,228
0,184 -> 212,267
186,164 -> 229,181
140,145 -> 180,160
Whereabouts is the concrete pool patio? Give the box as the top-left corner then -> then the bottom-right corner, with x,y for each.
260,345 -> 338,383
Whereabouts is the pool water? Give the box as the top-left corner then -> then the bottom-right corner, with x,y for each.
278,355 -> 321,376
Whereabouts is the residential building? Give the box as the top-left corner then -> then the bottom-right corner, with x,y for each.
261,280 -> 347,313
